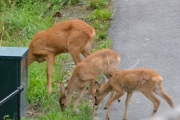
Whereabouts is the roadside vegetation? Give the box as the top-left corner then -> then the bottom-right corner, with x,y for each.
0,0 -> 113,119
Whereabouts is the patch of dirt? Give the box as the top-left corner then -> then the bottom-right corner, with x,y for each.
62,6 -> 92,19
53,5 -> 93,23
27,103 -> 41,118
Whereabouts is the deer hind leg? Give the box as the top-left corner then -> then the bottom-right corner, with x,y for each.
105,92 -> 123,120
67,36 -> 86,65
141,89 -> 160,116
122,92 -> 133,120
81,49 -> 91,57
153,84 -> 174,108
68,48 -> 82,65
81,39 -> 92,58
46,55 -> 55,94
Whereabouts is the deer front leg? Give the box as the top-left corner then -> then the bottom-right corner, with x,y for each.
105,91 -> 121,110
86,78 -> 97,96
105,92 -> 123,120
73,87 -> 86,112
104,91 -> 115,109
46,55 -> 55,94
122,92 -> 133,120
81,49 -> 91,57
92,102 -> 98,115
104,74 -> 121,106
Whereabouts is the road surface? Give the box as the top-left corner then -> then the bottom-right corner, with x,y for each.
95,0 -> 180,120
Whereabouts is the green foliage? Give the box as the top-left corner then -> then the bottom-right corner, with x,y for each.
3,115 -> 12,120
0,0 -> 80,47
28,62 -> 48,104
96,39 -> 112,50
0,0 -> 113,119
36,99 -> 92,120
98,32 -> 107,40
87,0 -> 109,9
0,1 -> 53,46
0,0 -> 80,11
62,0 -> 80,5
92,9 -> 112,21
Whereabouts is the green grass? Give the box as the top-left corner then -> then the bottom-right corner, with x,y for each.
87,0 -> 109,9
0,0 -> 113,119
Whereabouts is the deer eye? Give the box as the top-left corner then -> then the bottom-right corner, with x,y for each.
95,89 -> 99,93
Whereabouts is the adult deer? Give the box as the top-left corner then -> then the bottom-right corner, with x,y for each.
28,19 -> 95,94
94,68 -> 174,120
59,49 -> 120,112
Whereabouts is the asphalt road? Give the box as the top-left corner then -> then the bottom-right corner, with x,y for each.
95,0 -> 180,120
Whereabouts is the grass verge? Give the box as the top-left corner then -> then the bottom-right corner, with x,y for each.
0,0 -> 113,119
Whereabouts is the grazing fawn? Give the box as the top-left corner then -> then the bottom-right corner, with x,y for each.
94,68 -> 174,120
59,49 -> 120,112
28,19 -> 95,94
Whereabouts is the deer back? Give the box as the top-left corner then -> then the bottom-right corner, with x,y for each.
68,49 -> 120,82
84,49 -> 120,69
28,19 -> 95,65
111,68 -> 163,92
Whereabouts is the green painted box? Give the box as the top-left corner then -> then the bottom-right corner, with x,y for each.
0,47 -> 28,120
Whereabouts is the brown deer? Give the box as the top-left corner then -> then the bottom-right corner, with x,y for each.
59,49 -> 120,112
28,19 -> 95,94
94,68 -> 174,120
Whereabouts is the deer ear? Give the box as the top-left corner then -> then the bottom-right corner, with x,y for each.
60,83 -> 65,96
64,87 -> 68,96
95,81 -> 100,92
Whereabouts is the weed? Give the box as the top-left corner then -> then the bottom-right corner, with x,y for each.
93,9 -> 112,21
96,39 -> 112,50
87,0 -> 109,9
